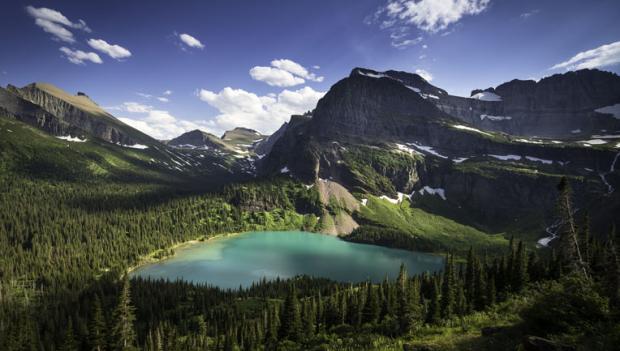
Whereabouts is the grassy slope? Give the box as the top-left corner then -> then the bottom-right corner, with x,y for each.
355,195 -> 507,252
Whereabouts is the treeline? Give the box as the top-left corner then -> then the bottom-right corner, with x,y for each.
3,220 -> 617,350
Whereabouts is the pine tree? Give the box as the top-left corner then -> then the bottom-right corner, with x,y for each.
60,318 -> 78,351
396,263 -> 413,334
512,241 -> 528,292
362,282 -> 380,324
465,247 -> 475,305
279,285 -> 302,342
89,295 -> 107,351
426,279 -> 440,324
473,258 -> 487,310
555,177 -> 588,277
111,277 -> 137,351
440,254 -> 455,319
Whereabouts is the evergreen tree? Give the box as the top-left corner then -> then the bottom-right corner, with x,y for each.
362,282 -> 380,324
512,241 -> 528,291
555,177 -> 588,277
111,277 -> 137,351
440,254 -> 456,319
426,279 -> 440,324
89,295 -> 107,351
396,263 -> 413,334
60,318 -> 78,351
279,285 -> 302,342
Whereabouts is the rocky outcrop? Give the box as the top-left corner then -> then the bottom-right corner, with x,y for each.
254,121 -> 289,156
8,83 -> 149,145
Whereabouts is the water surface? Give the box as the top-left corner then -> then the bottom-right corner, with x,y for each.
131,231 -> 443,289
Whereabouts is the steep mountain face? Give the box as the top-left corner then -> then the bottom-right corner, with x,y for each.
435,69 -> 620,137
169,129 -> 234,152
6,82 -> 152,146
261,67 -> 620,236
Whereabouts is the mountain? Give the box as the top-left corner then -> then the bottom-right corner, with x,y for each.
5,82 -> 155,146
0,82 -> 256,183
435,69 -> 620,137
260,67 -> 620,237
168,129 -> 235,152
221,127 -> 265,147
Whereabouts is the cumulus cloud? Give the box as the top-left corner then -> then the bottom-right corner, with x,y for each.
163,90 -> 173,96
26,5 -> 91,42
250,59 -> 323,87
367,0 -> 489,47
59,47 -> 102,65
157,97 -> 169,102
551,41 -> 620,71
249,66 -> 305,87
197,86 -> 325,134
178,33 -> 204,49
415,69 -> 433,81
87,39 -> 132,60
107,102 -> 209,140
383,0 -> 490,33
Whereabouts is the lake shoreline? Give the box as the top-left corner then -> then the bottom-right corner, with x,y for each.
126,231 -> 247,275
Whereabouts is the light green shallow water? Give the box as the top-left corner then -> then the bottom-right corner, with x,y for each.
131,231 -> 444,289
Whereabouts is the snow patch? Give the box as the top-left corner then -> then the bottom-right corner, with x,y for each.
280,166 -> 290,173
453,124 -> 493,136
516,138 -> 544,144
471,91 -> 502,101
121,143 -> 149,149
525,156 -> 553,165
452,157 -> 469,164
405,85 -> 421,93
357,70 -> 388,79
591,134 -> 620,139
360,198 -> 368,206
480,114 -> 512,121
418,186 -> 446,200
581,139 -> 607,145
489,154 -> 521,161
406,142 -> 448,159
379,192 -> 409,204
396,143 -> 421,156
571,129 -> 581,134
56,135 -> 87,142
595,103 -> 620,119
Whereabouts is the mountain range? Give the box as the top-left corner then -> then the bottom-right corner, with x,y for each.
1,67 -> 619,241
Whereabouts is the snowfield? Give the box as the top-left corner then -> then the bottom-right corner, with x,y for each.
595,103 -> 620,119
471,91 -> 502,101
480,114 -> 512,121
56,135 -> 87,142
418,186 -> 447,200
453,124 -> 493,136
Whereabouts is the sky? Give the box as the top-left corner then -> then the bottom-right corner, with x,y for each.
1,0 -> 619,139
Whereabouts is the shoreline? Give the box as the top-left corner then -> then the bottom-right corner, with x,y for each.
126,231 -> 246,274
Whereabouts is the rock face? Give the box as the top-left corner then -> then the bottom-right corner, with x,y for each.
436,69 -> 620,137
260,67 -> 620,235
4,82 -> 153,145
169,129 -> 232,151
221,127 -> 264,146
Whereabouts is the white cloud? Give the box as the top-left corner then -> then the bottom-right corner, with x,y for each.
157,97 -> 169,102
551,41 -> 620,71
136,92 -> 153,99
107,102 -> 209,140
271,59 -> 324,82
178,33 -> 204,49
250,59 -> 323,87
520,9 -> 539,19
313,65 -> 321,70
422,44 -> 428,49
87,39 -> 132,60
392,35 -> 423,49
197,86 -> 325,134
26,6 -> 91,42
59,47 -> 102,65
372,0 -> 490,37
249,66 -> 305,87
419,54 -> 427,59
415,69 -> 433,81
163,90 -> 173,96
34,18 -> 75,43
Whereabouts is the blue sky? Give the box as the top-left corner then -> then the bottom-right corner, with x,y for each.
1,0 -> 619,139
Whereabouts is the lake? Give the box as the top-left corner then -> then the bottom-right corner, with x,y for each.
131,231 -> 444,289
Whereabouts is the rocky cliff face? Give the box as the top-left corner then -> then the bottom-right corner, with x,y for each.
260,67 -> 620,236
435,69 -> 620,137
7,83 -> 150,145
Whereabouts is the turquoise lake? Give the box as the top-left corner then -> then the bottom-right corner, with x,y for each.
131,231 -> 444,289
